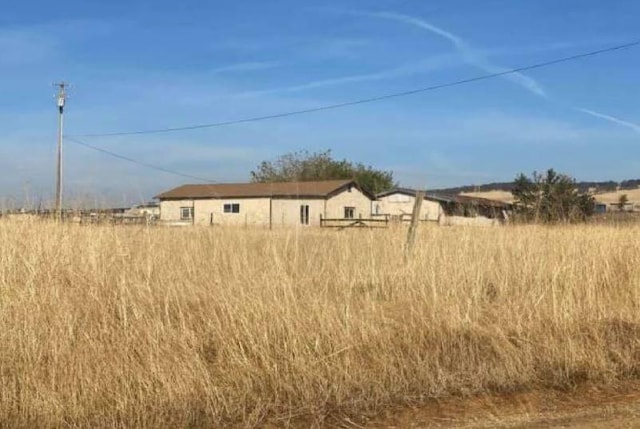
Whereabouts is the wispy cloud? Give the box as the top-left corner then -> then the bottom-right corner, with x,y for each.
239,54 -> 460,97
366,11 -> 547,97
208,37 -> 371,61
577,108 -> 640,134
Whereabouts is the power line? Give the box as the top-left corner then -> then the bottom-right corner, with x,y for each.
66,131 -> 493,184
66,136 -> 217,183
72,40 -> 640,138
62,1 -> 424,188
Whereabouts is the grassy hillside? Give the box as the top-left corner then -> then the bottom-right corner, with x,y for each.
592,188 -> 640,204
1,221 -> 639,427
462,188 -> 640,204
436,178 -> 640,196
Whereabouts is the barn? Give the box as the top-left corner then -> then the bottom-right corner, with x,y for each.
155,180 -> 374,227
374,188 -> 444,221
374,188 -> 512,225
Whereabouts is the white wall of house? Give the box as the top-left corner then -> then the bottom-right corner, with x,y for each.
271,198 -> 325,227
160,199 -> 195,224
325,186 -> 372,219
374,193 -> 443,221
159,186 -> 373,227
195,198 -> 272,226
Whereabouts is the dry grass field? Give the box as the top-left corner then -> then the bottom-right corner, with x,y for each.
592,188 -> 640,204
1,220 -> 640,427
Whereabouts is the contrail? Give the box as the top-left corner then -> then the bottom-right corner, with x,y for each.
368,11 -> 640,134
369,12 -> 547,97
239,55 -> 458,97
578,108 -> 640,134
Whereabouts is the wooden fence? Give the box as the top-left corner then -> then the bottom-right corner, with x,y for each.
319,215 -> 389,229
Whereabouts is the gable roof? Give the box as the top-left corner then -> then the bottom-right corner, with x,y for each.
155,180 -> 368,200
376,188 -> 513,209
377,188 -> 451,202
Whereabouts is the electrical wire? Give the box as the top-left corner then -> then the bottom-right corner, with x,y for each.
65,40 -> 640,183
71,40 -> 640,138
66,136 -> 217,183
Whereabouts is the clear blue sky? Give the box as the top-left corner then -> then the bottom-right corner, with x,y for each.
1,0 -> 639,207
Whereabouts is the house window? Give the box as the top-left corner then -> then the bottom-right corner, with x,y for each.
300,205 -> 310,225
344,207 -> 355,219
223,203 -> 240,214
180,207 -> 194,220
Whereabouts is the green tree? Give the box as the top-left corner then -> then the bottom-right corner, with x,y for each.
512,173 -> 536,210
618,194 -> 629,212
250,150 -> 396,195
511,169 -> 595,222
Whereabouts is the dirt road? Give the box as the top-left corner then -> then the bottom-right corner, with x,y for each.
354,382 -> 640,428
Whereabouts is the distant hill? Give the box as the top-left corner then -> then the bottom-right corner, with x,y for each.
433,179 -> 640,195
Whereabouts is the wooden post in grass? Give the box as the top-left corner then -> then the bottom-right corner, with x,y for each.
405,190 -> 425,260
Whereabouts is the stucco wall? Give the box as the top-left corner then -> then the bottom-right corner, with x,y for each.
325,186 -> 372,219
374,193 -> 443,221
160,198 -> 271,226
271,198 -> 325,227
160,199 -> 194,224
194,198 -> 271,226
159,185 -> 374,227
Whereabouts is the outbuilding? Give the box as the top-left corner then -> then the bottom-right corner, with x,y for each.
374,188 -> 512,225
374,188 -> 445,221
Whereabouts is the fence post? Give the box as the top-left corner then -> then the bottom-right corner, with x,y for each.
405,190 -> 425,260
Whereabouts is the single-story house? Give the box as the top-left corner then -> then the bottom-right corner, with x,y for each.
374,188 -> 513,225
154,179 -> 373,227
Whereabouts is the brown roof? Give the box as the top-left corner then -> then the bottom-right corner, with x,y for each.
452,194 -> 513,209
377,188 -> 513,209
155,180 -> 362,200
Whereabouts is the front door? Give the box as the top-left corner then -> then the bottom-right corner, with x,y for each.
300,205 -> 310,225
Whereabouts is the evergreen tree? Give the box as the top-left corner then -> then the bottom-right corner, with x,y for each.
511,169 -> 594,222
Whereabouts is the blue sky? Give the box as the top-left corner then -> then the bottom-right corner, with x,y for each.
1,0 -> 639,207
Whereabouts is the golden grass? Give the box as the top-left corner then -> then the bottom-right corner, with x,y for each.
1,221 -> 639,427
592,188 -> 640,204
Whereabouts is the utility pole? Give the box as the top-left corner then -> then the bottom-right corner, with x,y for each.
405,190 -> 425,261
55,82 -> 67,219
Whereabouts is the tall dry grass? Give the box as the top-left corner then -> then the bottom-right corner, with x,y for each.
0,220 -> 639,427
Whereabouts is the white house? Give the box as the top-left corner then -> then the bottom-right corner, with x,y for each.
155,180 -> 374,227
